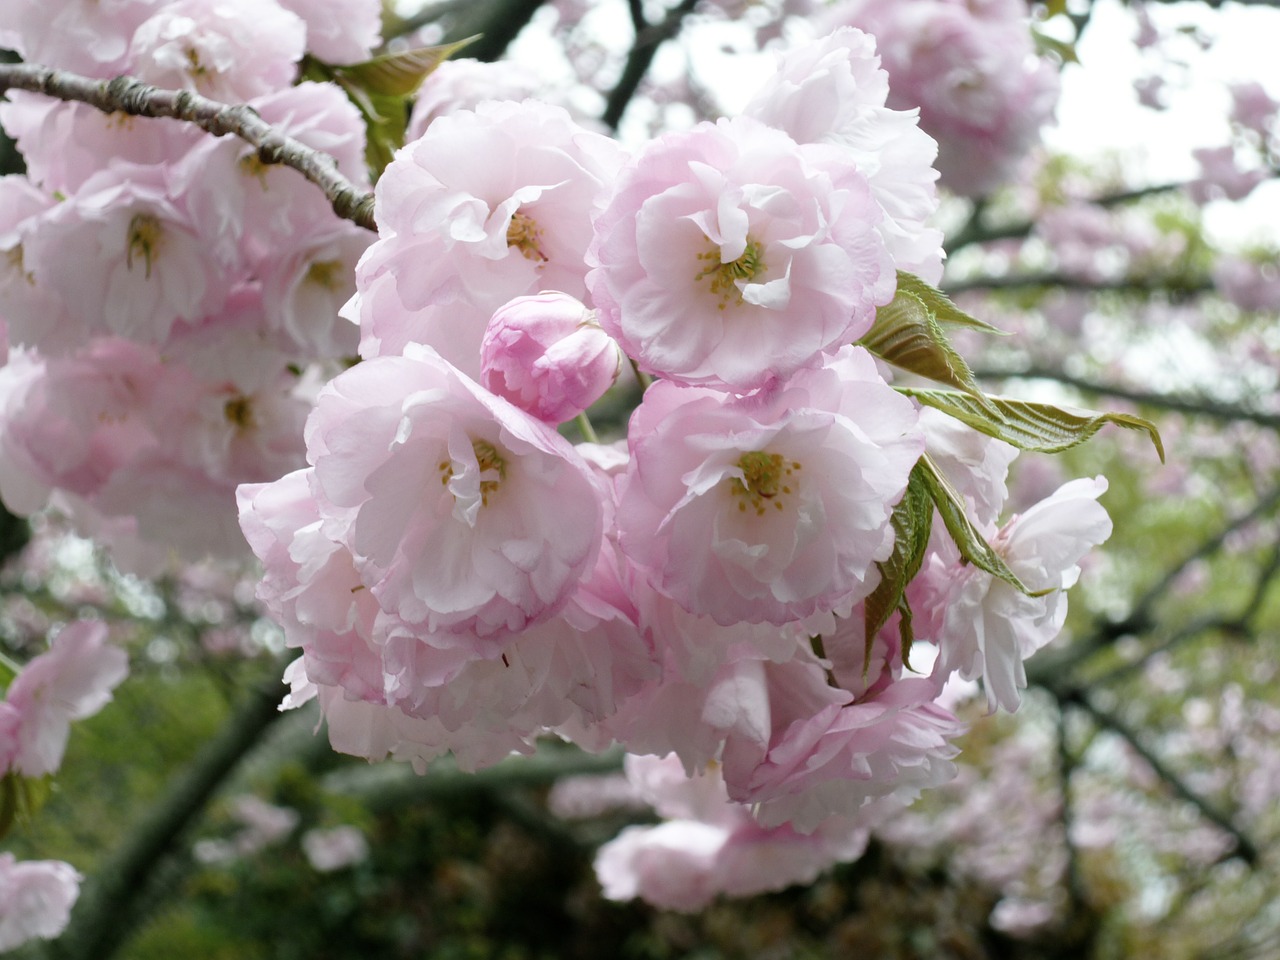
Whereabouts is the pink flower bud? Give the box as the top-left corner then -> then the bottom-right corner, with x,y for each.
480,291 -> 620,424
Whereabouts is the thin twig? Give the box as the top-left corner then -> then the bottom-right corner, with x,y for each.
0,63 -> 376,231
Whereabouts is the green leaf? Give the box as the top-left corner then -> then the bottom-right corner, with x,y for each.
896,272 -> 1008,334
900,388 -> 1166,463
916,454 -> 1046,597
860,272 -> 1004,412
864,468 -> 933,673
305,37 -> 479,183
329,37 -> 480,97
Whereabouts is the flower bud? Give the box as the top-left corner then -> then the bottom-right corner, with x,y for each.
480,291 -> 621,424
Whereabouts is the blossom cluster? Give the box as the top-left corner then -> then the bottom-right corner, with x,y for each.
0,0 -> 382,570
237,27 -> 1113,907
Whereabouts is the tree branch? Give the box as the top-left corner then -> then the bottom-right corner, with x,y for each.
944,271 -> 1212,297
0,63 -> 376,232
602,0 -> 701,131
1057,687 -> 1259,867
438,0 -> 551,63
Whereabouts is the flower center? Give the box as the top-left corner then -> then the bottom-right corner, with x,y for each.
438,439 -> 508,508
695,236 -> 766,311
224,395 -> 255,430
305,259 -> 343,290
507,211 -> 548,263
729,450 -> 800,517
126,214 -> 164,279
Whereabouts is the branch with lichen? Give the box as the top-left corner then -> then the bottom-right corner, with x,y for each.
0,63 -> 376,232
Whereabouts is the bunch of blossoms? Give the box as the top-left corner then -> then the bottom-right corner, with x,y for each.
0,620 -> 127,950
822,0 -> 1061,197
0,0 -> 381,568
239,27 -> 1136,908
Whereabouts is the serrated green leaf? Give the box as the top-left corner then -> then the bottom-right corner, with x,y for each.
861,291 -> 997,412
917,454 -> 1046,597
864,467 -> 933,674
895,272 -> 1007,335
331,36 -> 479,97
900,388 -> 1166,462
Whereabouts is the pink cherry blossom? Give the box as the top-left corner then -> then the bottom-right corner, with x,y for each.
617,346 -> 922,626
276,0 -> 381,64
480,292 -> 621,424
594,755 -> 870,911
405,58 -> 547,142
127,0 -> 307,103
588,116 -> 895,392
17,163 -> 232,351
918,476 -> 1113,713
742,27 -> 944,283
1,620 -> 128,777
0,855 -> 81,951
0,0 -> 157,77
824,0 -> 1060,197
303,344 -> 605,640
352,99 -> 623,372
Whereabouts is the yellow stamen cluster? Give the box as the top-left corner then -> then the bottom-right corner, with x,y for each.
730,451 -> 800,517
126,214 -> 164,279
224,396 -> 255,430
507,211 -> 548,263
695,237 -> 765,311
438,439 -> 508,508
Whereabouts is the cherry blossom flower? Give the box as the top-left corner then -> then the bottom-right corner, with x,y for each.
351,99 -> 623,372
276,0 -> 381,64
588,116 -> 895,392
617,346 -> 922,626
742,27 -> 944,283
405,58 -> 547,142
0,620 -> 128,778
824,0 -> 1060,197
0,855 -> 81,951
917,476 -> 1113,713
301,344 -> 605,640
127,0 -> 307,103
0,0 -> 157,77
594,755 -> 871,911
480,292 -> 621,424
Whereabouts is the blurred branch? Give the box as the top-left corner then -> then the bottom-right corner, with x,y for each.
944,271 -> 1212,296
437,0 -> 550,62
1054,687 -> 1260,867
971,363 -> 1280,430
47,662 -> 290,960
944,168 -> 1280,256
0,63 -> 376,230
602,0 -> 701,131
